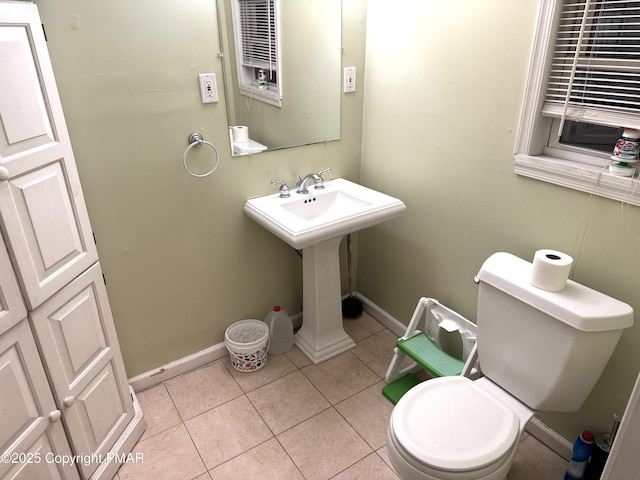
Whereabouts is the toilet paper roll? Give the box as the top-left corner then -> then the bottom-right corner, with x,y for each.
232,126 -> 249,143
529,249 -> 573,292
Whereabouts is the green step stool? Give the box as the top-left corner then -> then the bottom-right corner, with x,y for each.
382,297 -> 479,405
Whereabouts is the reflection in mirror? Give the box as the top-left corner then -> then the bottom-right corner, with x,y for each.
217,0 -> 342,156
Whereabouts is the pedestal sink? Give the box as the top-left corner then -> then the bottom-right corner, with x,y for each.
244,178 -> 406,363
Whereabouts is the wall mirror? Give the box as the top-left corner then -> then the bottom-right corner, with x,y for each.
216,0 -> 342,156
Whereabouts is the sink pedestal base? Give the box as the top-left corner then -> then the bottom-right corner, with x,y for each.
294,236 -> 356,364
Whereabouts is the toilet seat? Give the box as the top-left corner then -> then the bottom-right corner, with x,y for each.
390,376 -> 520,477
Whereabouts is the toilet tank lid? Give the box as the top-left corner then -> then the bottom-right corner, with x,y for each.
477,252 -> 634,332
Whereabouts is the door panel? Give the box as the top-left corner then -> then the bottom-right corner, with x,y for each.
0,25 -> 54,158
29,263 -> 134,479
0,320 -> 79,480
4,434 -> 75,480
0,233 -> 26,336
0,4 -> 98,310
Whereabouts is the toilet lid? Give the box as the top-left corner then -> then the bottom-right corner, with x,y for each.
392,376 -> 519,472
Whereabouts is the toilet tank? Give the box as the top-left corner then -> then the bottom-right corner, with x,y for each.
476,252 -> 633,412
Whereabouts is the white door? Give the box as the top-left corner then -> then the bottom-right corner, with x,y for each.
0,2 -> 98,310
0,232 -> 27,336
0,320 -> 80,480
29,263 -> 135,479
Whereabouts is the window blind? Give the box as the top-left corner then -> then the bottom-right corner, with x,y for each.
542,0 -> 640,129
238,0 -> 277,72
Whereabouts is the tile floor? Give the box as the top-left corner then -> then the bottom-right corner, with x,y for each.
114,312 -> 567,480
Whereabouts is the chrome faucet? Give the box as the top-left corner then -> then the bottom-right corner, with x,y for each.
296,167 -> 331,194
296,173 -> 321,194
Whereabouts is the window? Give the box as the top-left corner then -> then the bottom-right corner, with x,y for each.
515,0 -> 640,205
231,0 -> 282,107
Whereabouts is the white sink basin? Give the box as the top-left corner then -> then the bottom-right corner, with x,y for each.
244,178 -> 406,250
244,177 -> 406,364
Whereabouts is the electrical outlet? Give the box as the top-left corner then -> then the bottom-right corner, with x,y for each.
343,67 -> 356,93
198,73 -> 218,103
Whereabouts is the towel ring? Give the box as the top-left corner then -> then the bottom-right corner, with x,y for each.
183,132 -> 220,178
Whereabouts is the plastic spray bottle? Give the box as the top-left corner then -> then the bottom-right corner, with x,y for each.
564,430 -> 594,480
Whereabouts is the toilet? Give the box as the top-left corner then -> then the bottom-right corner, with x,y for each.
386,252 -> 634,480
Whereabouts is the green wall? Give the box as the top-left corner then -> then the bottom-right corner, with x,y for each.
360,0 -> 640,441
35,0 -> 366,376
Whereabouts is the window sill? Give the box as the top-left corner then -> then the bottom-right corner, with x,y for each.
515,154 -> 640,207
238,84 -> 282,108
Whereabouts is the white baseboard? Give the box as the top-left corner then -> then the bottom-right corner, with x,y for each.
355,292 -> 408,337
128,342 -> 229,392
128,312 -> 303,392
127,293 -> 572,461
525,417 -> 573,460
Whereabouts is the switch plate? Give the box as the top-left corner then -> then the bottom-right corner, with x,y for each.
198,73 -> 218,103
343,67 -> 356,93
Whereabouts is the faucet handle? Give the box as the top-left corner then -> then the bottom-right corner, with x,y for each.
317,167 -> 331,179
271,179 -> 290,198
313,167 -> 331,190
